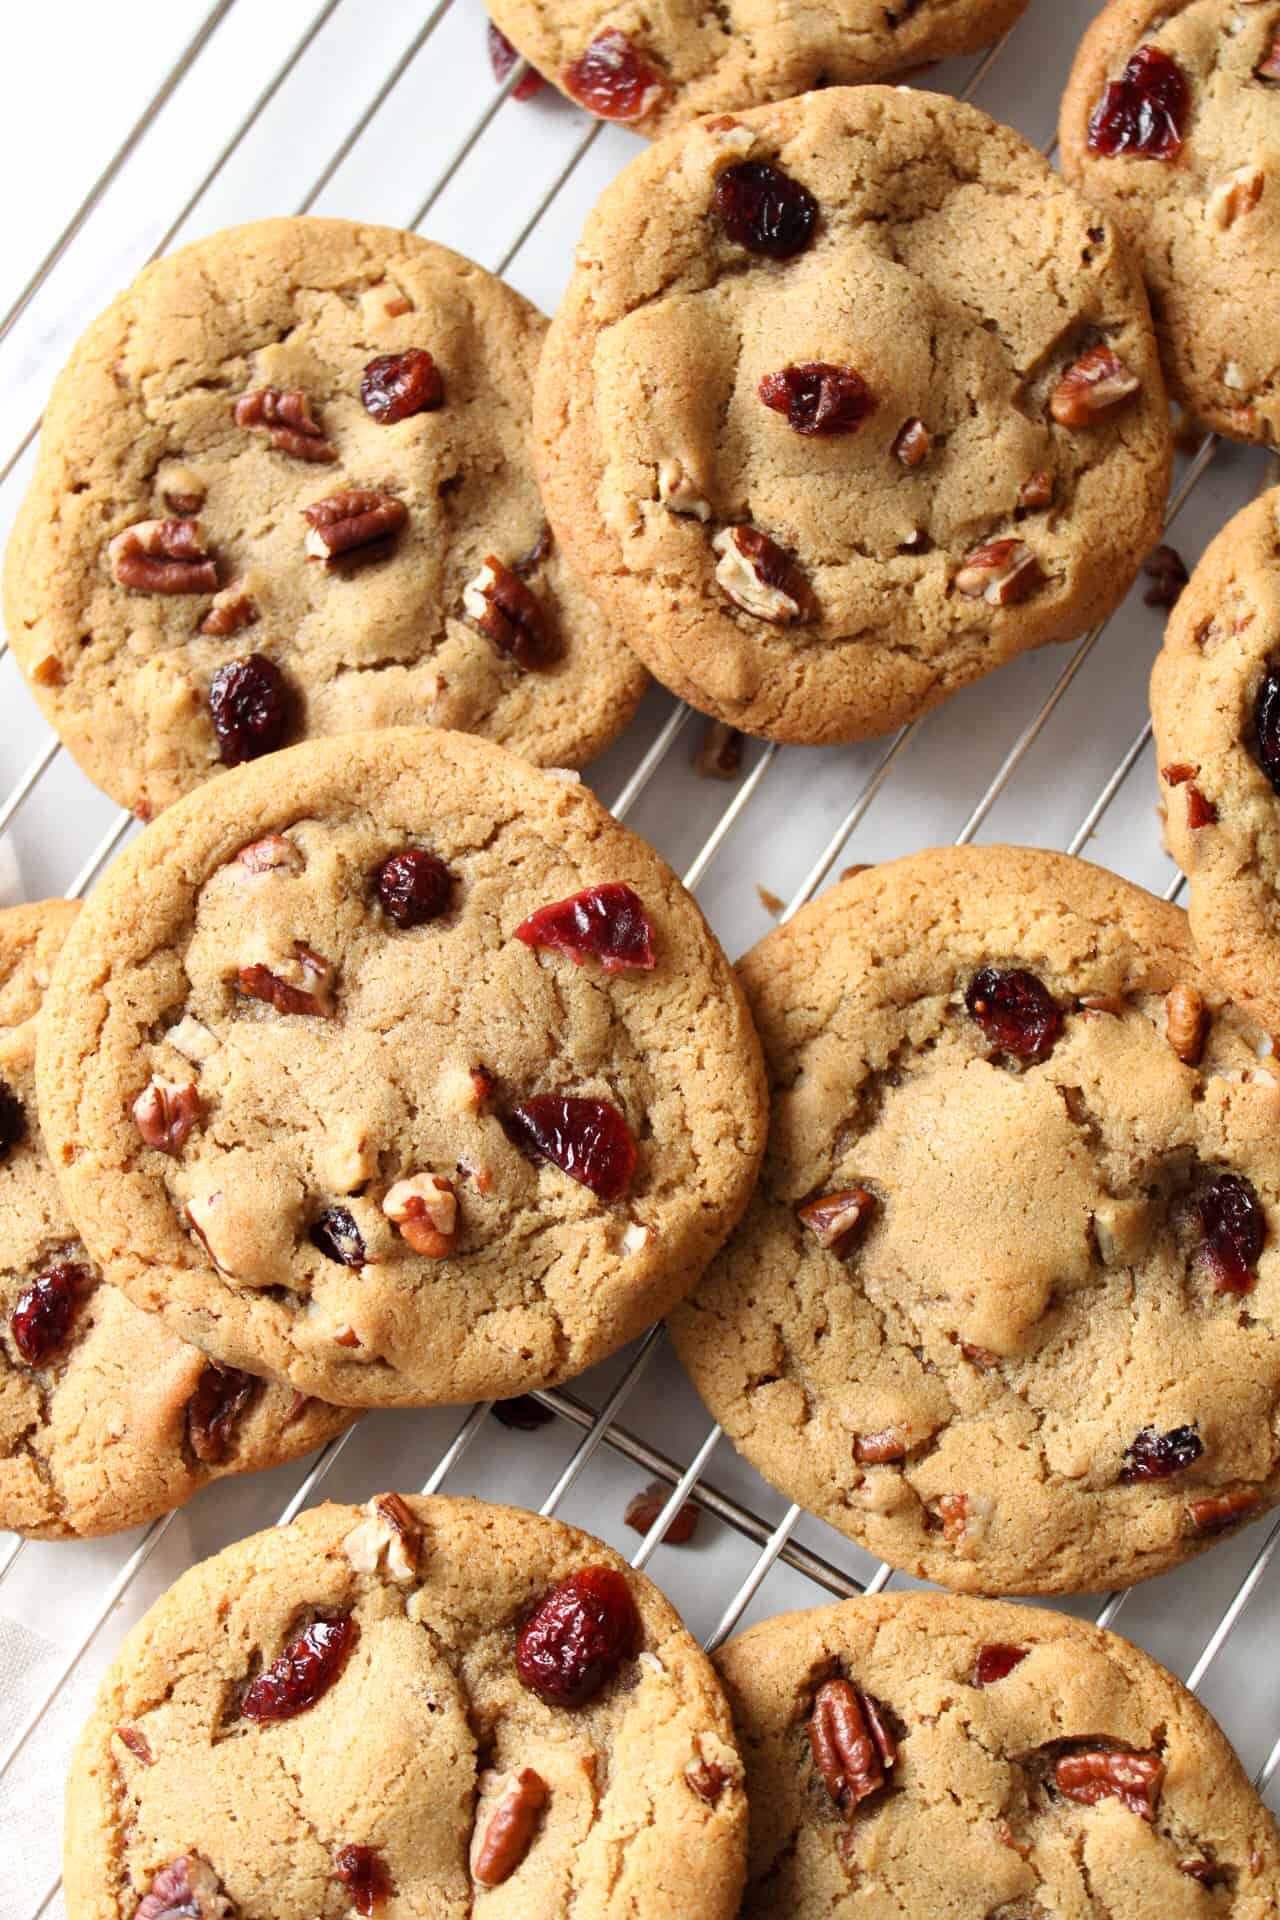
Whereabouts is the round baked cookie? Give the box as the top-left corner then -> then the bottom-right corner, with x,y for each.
488,0 -> 1028,140
37,728 -> 767,1408
1152,487 -> 1280,1032
1061,0 -> 1280,446
0,899 -> 350,1540
716,1591 -> 1280,1916
533,86 -> 1172,746
64,1494 -> 747,1920
2,217 -> 646,819
670,845 -> 1280,1594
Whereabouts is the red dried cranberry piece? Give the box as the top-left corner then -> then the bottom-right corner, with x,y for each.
1194,1173 -> 1266,1292
965,967 -> 1063,1060
208,654 -> 290,766
487,20 -> 546,98
1254,665 -> 1280,795
360,349 -> 444,424
309,1206 -> 366,1268
516,1565 -> 640,1706
972,1643 -> 1028,1686
375,848 -> 453,927
10,1262 -> 86,1366
493,1394 -> 554,1431
714,161 -> 818,259
514,883 -> 656,973
562,29 -> 663,121
758,363 -> 875,436
187,1364 -> 256,1464
503,1095 -> 637,1200
1120,1423 -> 1203,1483
241,1613 -> 357,1722
334,1844 -> 392,1915
0,1079 -> 26,1163
1087,45 -> 1189,160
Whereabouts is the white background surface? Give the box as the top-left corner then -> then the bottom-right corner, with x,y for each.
1,1 -> 1279,1913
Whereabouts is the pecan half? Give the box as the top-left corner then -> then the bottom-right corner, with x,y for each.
235,387 -> 336,462
1187,1487 -> 1262,1533
382,1172 -> 457,1256
1054,1748 -> 1164,1821
463,556 -> 556,668
470,1768 -> 549,1887
797,1187 -> 875,1256
892,418 -> 931,467
810,1678 -> 896,1815
136,1855 -> 234,1920
713,524 -> 808,623
200,589 -> 258,637
132,1079 -> 203,1155
108,519 -> 218,594
955,538 -> 1044,606
1165,983 -> 1205,1064
237,944 -> 336,1017
342,1492 -> 422,1583
1050,348 -> 1140,427
854,1425 -> 910,1464
303,490 -> 407,561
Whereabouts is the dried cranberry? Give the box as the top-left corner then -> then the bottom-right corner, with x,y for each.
208,653 -> 290,766
757,363 -> 874,436
503,1095 -> 637,1200
492,1394 -> 554,1431
0,1079 -> 26,1163
562,29 -> 663,121
1120,1424 -> 1203,1483
1253,665 -> 1280,795
186,1364 -> 256,1464
714,161 -> 818,259
241,1614 -> 357,1722
1087,45 -> 1189,160
516,1565 -> 640,1706
487,19 -> 546,98
335,1844 -> 392,1915
375,847 -> 454,927
360,349 -> 444,424
1194,1172 -> 1266,1292
965,967 -> 1063,1060
10,1262 -> 86,1366
310,1206 -> 366,1268
514,883 -> 656,973
972,1643 -> 1028,1686
1142,544 -> 1189,610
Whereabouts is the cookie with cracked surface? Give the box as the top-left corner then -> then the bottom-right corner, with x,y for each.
1152,486 -> 1280,1031
1061,0 -> 1280,445
0,899 -> 351,1540
716,1590 -> 1280,1916
2,216 -> 646,819
670,845 -> 1280,1594
532,86 -> 1171,746
64,1494 -> 747,1920
37,728 -> 767,1408
486,0 -> 1028,139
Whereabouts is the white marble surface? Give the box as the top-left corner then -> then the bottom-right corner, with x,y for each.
1,2 -> 1279,1913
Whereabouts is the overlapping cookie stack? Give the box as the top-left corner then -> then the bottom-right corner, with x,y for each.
7,0 -> 1280,1912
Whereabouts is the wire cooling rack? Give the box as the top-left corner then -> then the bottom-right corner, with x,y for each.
3,3 -> 1280,1912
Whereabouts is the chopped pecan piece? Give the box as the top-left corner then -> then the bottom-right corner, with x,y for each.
463,556 -> 556,668
658,456 -> 711,520
1054,1748 -> 1164,1821
1018,469 -> 1054,511
235,387 -> 335,462
798,1187 -> 875,1256
471,1767 -> 549,1887
159,464 -> 206,515
108,519 -> 218,594
342,1492 -> 422,1582
955,538 -> 1044,606
854,1425 -> 910,1464
713,524 -> 808,623
1142,544 -> 1188,609
360,348 -> 443,423
1050,348 -> 1140,427
1165,983 -> 1205,1064
810,1677 -> 896,1815
303,490 -> 407,561
695,718 -> 744,780
685,1757 -> 730,1803
115,1725 -> 153,1764
1208,164 -> 1265,228
136,1855 -> 234,1919
200,590 -> 258,637
562,29 -> 664,121
237,833 -> 303,875
237,943 -> 336,1017
1185,783 -> 1217,828
758,362 -> 874,436
132,1078 -> 203,1154
1187,1487 -> 1262,1533
382,1172 -> 457,1256
1161,761 -> 1196,786
892,418 -> 931,467
624,1479 -> 699,1544
186,1364 -> 256,1464
334,1844 -> 392,1915
1179,1853 -> 1226,1886
1257,28 -> 1280,81
937,1492 -> 969,1544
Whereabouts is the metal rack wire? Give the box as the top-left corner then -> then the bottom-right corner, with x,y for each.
2,4 -> 1279,1913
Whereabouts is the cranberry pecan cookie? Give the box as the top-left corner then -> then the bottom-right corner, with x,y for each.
670,845 -> 1280,1594
1152,486 -> 1280,1030
533,86 -> 1172,745
37,728 -> 766,1407
2,217 -> 646,818
486,0 -> 1028,139
64,1495 -> 747,1920
0,899 -> 350,1539
1061,0 -> 1280,444
717,1591 -> 1280,1915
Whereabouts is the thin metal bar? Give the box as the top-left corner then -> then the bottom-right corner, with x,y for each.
407,57 -> 530,233
683,743 -> 778,891
421,1401 -> 492,1493
629,1423 -> 723,1572
497,123 -> 604,276
0,737 -> 60,842
0,1532 -> 24,1586
1186,1514 -> 1280,1694
704,1503 -> 803,1651
68,811 -> 134,899
609,703 -> 694,820
538,1324 -> 666,1516
1068,718 -> 1152,857
783,727 -> 917,919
